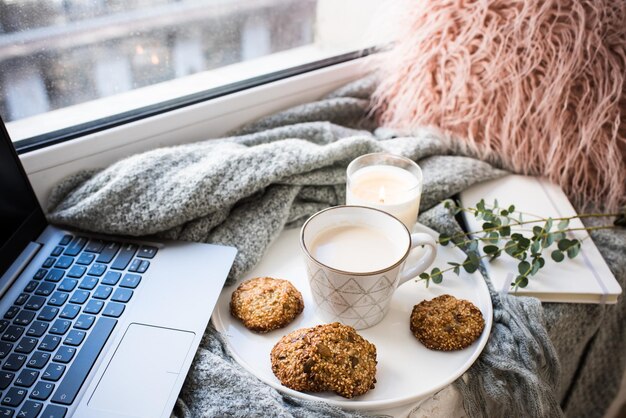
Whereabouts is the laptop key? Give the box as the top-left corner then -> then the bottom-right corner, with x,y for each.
47,293 -> 68,307
137,260 -> 150,273
0,343 -> 12,359
53,257 -> 73,270
63,331 -> 85,347
39,336 -> 61,352
0,322 -> 8,334
58,235 -> 72,246
42,258 -> 56,269
74,315 -> 95,330
57,280 -> 77,293
102,303 -> 125,318
96,243 -> 119,264
49,320 -> 71,336
2,354 -> 26,371
51,317 -> 117,405
111,288 -> 133,303
2,327 -> 24,343
15,370 -> 38,388
37,307 -> 59,322
42,404 -> 67,418
13,295 -> 29,307
44,270 -> 64,283
33,269 -> 48,280
13,311 -> 35,327
2,387 -> 26,407
69,291 -> 89,305
53,347 -> 76,364
66,266 -> 86,279
3,308 -> 18,320
26,352 -> 50,370
18,400 -> 43,418
87,264 -> 106,277
75,253 -> 94,266
23,282 -> 38,294
15,338 -> 38,354
42,364 -> 65,382
24,296 -> 46,311
0,408 -> 11,418
83,300 -> 103,315
101,272 -> 121,286
120,274 -> 141,289
137,245 -> 158,259
78,276 -> 98,290
59,305 -> 80,320
0,373 -> 13,390
30,382 -> 55,401
93,286 -> 112,300
25,322 -> 48,338
51,246 -> 64,257
110,244 -> 137,270
63,237 -> 87,257
34,282 -> 55,297
127,259 -> 141,272
84,240 -> 104,253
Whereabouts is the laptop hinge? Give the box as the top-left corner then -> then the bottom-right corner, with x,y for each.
0,241 -> 42,299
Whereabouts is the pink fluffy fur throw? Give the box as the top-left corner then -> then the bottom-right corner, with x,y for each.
372,0 -> 626,211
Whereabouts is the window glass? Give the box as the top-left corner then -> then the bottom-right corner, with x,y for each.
0,0 -> 389,143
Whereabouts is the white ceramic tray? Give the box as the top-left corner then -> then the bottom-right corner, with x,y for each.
212,224 -> 493,411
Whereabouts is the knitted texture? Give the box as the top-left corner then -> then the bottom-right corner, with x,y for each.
46,77 -> 625,417
372,0 -> 626,212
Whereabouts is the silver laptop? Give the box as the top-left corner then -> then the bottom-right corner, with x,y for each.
0,118 -> 237,418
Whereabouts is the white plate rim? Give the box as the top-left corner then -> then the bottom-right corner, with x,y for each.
212,223 -> 493,410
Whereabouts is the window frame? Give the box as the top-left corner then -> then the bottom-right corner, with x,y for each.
14,49 -> 374,154
19,54 -> 372,206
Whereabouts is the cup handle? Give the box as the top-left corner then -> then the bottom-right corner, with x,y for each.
397,233 -> 438,286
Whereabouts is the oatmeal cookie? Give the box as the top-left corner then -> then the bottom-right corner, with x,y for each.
270,323 -> 377,398
305,322 -> 378,398
410,294 -> 485,351
230,277 -> 304,333
270,327 -> 323,392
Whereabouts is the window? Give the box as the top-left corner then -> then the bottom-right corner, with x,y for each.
0,0 -> 389,148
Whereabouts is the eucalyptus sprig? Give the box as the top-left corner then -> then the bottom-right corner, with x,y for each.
418,199 -> 625,289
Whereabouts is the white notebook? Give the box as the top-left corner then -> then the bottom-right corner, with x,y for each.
459,175 -> 622,304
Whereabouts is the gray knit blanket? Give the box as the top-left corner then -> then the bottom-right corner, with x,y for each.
46,77 -> 625,418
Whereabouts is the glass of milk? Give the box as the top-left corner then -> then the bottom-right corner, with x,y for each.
346,153 -> 422,231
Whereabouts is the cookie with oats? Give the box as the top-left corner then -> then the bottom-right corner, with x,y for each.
410,294 -> 484,351
270,327 -> 324,392
305,322 -> 378,398
230,277 -> 304,333
270,323 -> 377,398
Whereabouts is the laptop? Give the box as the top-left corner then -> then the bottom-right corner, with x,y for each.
0,118 -> 237,418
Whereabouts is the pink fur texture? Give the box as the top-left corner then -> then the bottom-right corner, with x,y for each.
372,0 -> 626,211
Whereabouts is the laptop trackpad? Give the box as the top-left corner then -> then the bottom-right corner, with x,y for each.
89,324 -> 195,417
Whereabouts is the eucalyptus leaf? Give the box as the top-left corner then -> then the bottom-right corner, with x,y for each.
551,250 -> 565,262
567,244 -> 580,258
516,275 -> 529,288
558,219 -> 569,230
518,261 -> 531,275
557,239 -> 572,251
483,245 -> 499,254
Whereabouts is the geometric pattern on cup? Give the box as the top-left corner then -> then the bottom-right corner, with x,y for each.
308,266 -> 397,329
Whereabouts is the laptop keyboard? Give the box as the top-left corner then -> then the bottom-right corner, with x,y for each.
0,234 -> 157,418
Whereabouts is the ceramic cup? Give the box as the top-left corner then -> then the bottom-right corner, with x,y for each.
300,205 -> 437,330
